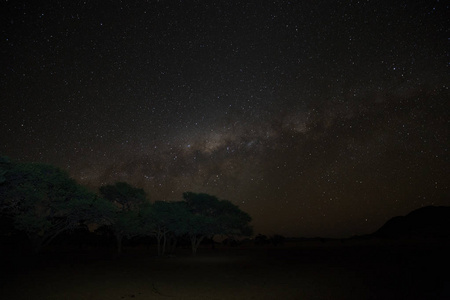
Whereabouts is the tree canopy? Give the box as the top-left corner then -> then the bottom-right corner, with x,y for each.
1,157 -> 253,256
99,182 -> 146,211
0,156 -> 114,252
99,182 -> 147,254
139,201 -> 189,255
182,192 -> 253,254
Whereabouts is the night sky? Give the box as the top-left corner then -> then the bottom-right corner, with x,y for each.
1,1 -> 448,238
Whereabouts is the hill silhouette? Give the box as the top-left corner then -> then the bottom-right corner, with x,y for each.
373,206 -> 450,238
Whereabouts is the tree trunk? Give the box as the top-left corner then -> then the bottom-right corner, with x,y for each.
116,234 -> 123,255
156,231 -> 162,256
167,235 -> 177,254
156,236 -> 161,256
190,235 -> 204,255
191,237 -> 197,255
210,235 -> 215,250
162,233 -> 166,256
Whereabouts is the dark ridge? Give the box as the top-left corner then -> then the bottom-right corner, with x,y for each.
373,205 -> 450,238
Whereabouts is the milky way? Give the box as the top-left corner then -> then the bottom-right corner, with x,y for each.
1,1 -> 448,237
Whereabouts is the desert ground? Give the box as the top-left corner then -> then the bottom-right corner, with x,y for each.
1,239 -> 449,300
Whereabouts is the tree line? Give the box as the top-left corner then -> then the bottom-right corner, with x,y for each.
0,156 -> 252,255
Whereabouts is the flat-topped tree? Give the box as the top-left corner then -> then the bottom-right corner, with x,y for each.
0,157 -> 114,253
182,192 -> 252,254
140,200 -> 191,256
214,199 -> 253,237
99,182 -> 147,254
99,182 -> 146,211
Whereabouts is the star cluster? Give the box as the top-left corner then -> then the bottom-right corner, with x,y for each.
1,1 -> 448,237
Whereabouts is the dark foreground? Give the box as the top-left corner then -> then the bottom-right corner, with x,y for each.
1,239 -> 449,299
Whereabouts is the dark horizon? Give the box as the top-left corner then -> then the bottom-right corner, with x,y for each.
1,1 -> 448,238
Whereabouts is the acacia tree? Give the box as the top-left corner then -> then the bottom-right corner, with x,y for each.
185,213 -> 215,255
141,201 -> 189,256
214,199 -> 253,237
0,157 -> 114,253
182,192 -> 253,255
99,182 -> 146,254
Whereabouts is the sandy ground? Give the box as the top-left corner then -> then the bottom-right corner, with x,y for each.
1,240 -> 449,299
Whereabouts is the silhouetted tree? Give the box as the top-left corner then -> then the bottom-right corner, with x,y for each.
99,182 -> 147,254
214,199 -> 253,237
254,234 -> 268,245
222,237 -> 241,247
140,201 -> 189,256
183,192 -> 252,254
270,234 -> 286,246
0,157 -> 114,253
